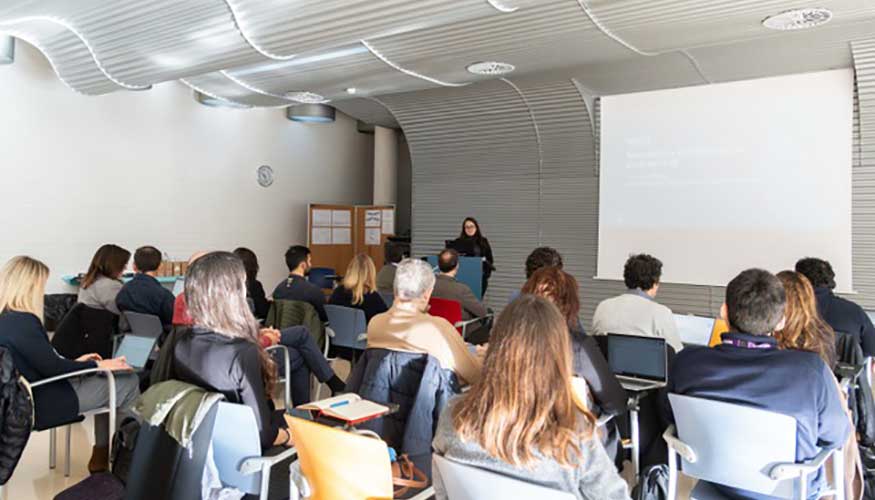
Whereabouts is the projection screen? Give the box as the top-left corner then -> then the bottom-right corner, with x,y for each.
596,69 -> 854,291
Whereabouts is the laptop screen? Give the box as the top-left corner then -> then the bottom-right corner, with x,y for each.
607,334 -> 666,381
115,335 -> 157,369
673,314 -> 715,346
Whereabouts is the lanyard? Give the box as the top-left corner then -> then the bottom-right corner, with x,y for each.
721,338 -> 775,350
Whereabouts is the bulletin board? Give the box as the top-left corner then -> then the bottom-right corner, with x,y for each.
308,203 -> 355,275
354,205 -> 396,271
307,203 -> 396,277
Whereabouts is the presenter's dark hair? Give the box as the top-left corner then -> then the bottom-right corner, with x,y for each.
525,247 -> 564,279
134,246 -> 162,273
285,245 -> 311,272
82,244 -> 131,289
438,249 -> 460,273
795,257 -> 836,290
460,217 -> 485,240
725,268 -> 786,336
384,242 -> 406,265
623,254 -> 662,291
233,247 -> 260,282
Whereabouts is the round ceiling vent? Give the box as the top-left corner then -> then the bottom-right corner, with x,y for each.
284,91 -> 329,104
762,8 -> 832,30
466,61 -> 516,76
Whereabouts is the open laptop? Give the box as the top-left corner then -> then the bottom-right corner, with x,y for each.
114,334 -> 158,370
673,314 -> 715,346
606,334 -> 668,392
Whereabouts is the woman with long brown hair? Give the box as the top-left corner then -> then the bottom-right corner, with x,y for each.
433,295 -> 630,499
774,270 -> 837,368
171,251 -> 293,450
77,244 -> 131,318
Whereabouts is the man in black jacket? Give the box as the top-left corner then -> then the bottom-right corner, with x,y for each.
664,269 -> 849,499
272,245 -> 327,322
796,257 -> 875,356
116,246 -> 175,329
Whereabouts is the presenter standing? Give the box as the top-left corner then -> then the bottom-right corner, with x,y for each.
449,217 -> 495,295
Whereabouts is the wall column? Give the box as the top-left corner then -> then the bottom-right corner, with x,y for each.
373,126 -> 398,205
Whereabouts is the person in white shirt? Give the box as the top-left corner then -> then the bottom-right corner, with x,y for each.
591,254 -> 682,352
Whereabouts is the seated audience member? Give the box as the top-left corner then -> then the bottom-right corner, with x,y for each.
272,245 -> 327,322
521,267 -> 627,461
77,244 -> 131,318
171,253 -> 344,404
526,246 -> 564,279
376,243 -> 404,293
116,246 -> 175,328
508,246 -> 565,303
329,253 -> 388,323
796,257 -> 875,356
171,251 -> 295,450
521,267 -> 626,415
0,256 -> 138,473
367,258 -> 482,385
774,270 -> 862,497
433,248 -> 489,322
433,295 -> 630,500
233,247 -> 270,319
774,271 -> 837,368
665,269 -> 850,499
591,254 -> 682,353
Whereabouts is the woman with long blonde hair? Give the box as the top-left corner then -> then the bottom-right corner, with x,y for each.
775,270 -> 837,368
433,295 -> 630,500
0,256 -> 138,473
329,253 -> 388,322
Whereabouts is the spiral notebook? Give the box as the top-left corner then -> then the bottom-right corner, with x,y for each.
297,394 -> 390,425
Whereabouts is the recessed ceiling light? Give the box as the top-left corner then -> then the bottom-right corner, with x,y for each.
345,87 -> 357,95
762,8 -> 832,31
466,61 -> 516,76
285,91 -> 329,104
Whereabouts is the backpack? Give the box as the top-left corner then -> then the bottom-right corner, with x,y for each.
633,464 -> 669,500
111,416 -> 141,485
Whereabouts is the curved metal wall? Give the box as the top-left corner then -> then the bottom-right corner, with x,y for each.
381,65 -> 872,319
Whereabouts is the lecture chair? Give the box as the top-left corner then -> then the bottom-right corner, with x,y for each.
316,305 -> 368,399
288,417 -> 434,500
427,298 -> 490,340
211,402 -> 297,500
432,454 -> 574,500
664,394 -> 844,499
308,267 -> 337,290
26,367 -> 119,477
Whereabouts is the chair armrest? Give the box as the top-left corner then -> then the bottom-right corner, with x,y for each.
356,333 -> 368,342
30,367 -> 115,388
596,414 -> 614,428
239,447 -> 298,475
769,447 -> 833,481
408,486 -> 435,500
662,425 -> 697,463
325,327 -> 336,339
453,313 -> 493,329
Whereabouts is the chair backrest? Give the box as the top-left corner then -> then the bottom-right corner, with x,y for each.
52,303 -> 117,359
669,393 -> 798,498
210,402 -> 264,495
324,305 -> 367,350
289,416 -> 394,500
433,454 -> 576,500
378,291 -> 394,307
308,267 -> 336,290
428,298 -> 463,334
124,311 -> 163,339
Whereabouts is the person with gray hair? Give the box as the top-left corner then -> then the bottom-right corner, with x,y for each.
367,258 -> 482,384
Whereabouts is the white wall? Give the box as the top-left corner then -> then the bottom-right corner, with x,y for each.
0,42 -> 375,293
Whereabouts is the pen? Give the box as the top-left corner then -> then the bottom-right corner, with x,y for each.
329,400 -> 350,408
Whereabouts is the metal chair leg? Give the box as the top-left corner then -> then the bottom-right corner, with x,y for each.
49,427 -> 57,469
64,425 -> 72,477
